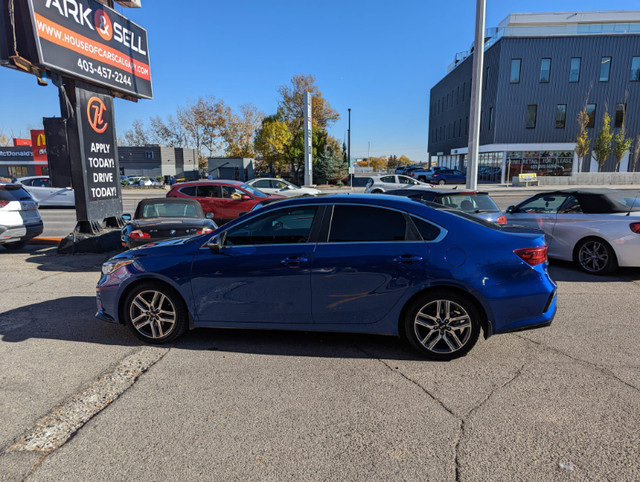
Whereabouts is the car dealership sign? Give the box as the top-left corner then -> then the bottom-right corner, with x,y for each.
27,0 -> 152,99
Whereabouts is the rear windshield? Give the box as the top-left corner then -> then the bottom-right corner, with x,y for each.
0,186 -> 32,201
608,191 -> 640,212
436,193 -> 500,213
139,202 -> 200,218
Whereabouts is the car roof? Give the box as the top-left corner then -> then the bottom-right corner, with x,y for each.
526,188 -> 639,213
17,175 -> 48,181
175,179 -> 245,187
134,197 -> 204,218
387,187 -> 488,195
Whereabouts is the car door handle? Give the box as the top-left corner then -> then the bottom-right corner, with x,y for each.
281,256 -> 309,266
394,255 -> 423,264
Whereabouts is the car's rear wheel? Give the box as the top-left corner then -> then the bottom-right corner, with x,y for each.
372,189 -> 383,193
123,282 -> 188,343
403,291 -> 480,360
574,237 -> 617,275
3,240 -> 28,250
438,179 -> 446,185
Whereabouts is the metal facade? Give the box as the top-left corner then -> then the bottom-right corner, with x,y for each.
428,35 -> 640,172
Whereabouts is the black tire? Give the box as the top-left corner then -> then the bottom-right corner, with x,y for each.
3,240 -> 28,250
372,189 -> 383,194
438,179 -> 446,185
403,290 -> 480,361
418,176 -> 426,182
574,237 -> 618,275
123,281 -> 188,343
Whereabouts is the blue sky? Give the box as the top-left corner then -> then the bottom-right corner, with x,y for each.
0,0 -> 636,160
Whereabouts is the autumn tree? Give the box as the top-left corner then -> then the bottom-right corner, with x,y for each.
120,119 -> 152,146
593,111 -> 613,172
224,103 -> 264,158
613,108 -> 632,172
149,115 -> 185,147
575,106 -> 590,173
277,74 -> 340,132
254,115 -> 292,176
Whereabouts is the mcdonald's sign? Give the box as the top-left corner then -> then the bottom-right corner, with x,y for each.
30,129 -> 48,162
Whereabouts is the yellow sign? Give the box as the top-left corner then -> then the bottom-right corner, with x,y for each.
519,173 -> 537,181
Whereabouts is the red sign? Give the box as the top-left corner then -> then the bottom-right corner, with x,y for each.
30,130 -> 47,162
13,138 -> 32,146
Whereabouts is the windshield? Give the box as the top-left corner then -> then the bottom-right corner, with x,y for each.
437,194 -> 500,213
241,184 -> 269,198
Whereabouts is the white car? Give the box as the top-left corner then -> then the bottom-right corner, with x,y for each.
505,188 -> 640,274
17,175 -> 75,207
364,175 -> 433,193
0,183 -> 43,249
246,178 -> 321,197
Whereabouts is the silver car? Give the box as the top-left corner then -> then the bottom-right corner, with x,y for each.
246,178 -> 321,197
505,188 -> 640,274
17,175 -> 75,207
364,175 -> 432,193
0,183 -> 43,249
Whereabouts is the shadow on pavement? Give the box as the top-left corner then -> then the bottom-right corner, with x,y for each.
548,261 -> 640,282
0,295 -> 424,360
23,246 -> 117,273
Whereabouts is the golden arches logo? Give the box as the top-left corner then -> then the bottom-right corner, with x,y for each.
87,97 -> 108,134
36,133 -> 46,147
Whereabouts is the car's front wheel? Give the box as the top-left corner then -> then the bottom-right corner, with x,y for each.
574,237 -> 617,275
403,291 -> 480,360
123,282 -> 188,343
438,179 -> 446,185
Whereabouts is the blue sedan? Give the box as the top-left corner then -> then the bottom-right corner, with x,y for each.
96,195 -> 556,360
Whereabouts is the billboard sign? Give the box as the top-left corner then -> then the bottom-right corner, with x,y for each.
30,130 -> 48,161
73,84 -> 122,221
26,0 -> 152,99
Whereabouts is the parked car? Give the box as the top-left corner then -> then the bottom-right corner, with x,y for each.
0,183 -> 43,249
384,188 -> 506,223
478,166 -> 502,181
246,178 -> 321,197
121,198 -> 217,249
430,169 -> 467,185
409,166 -> 445,182
166,180 -> 286,224
17,175 -> 75,207
364,175 -> 432,193
505,188 -> 640,274
96,194 -> 556,360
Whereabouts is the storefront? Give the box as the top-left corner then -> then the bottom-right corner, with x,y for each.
505,151 -> 574,179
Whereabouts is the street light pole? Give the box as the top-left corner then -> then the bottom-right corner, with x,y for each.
347,109 -> 351,167
466,0 -> 486,190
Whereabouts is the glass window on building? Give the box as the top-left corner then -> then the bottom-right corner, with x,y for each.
615,103 -> 626,128
540,58 -> 551,82
505,151 -> 573,179
510,59 -> 521,83
555,105 -> 567,128
7,166 -> 28,178
462,82 -> 466,101
569,58 -> 581,82
489,107 -> 494,131
600,57 -> 611,82
586,104 -> 596,128
630,57 -> 640,81
526,105 -> 537,129
485,66 -> 490,90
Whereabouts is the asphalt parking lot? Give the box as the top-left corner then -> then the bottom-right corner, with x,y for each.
0,244 -> 639,480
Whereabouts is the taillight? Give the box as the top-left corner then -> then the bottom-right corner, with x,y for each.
0,200 -> 9,208
514,245 -> 548,266
630,222 -> 640,234
129,230 -> 150,239
365,180 -> 373,188
496,215 -> 507,224
195,228 -> 213,235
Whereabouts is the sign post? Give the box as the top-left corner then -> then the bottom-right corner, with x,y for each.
304,91 -> 313,186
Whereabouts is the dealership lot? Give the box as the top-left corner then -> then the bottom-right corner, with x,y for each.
0,245 -> 639,480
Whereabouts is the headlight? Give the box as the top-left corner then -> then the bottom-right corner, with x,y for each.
101,259 -> 135,275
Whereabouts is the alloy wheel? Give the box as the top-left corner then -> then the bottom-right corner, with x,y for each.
129,289 -> 177,339
578,240 -> 609,273
413,299 -> 472,355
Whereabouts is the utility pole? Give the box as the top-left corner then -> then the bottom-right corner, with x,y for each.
466,0 -> 486,190
347,108 -> 351,167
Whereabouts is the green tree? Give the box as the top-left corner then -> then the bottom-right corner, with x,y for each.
593,111 -> 613,172
277,74 -> 340,132
575,106 -> 590,173
314,137 -> 347,184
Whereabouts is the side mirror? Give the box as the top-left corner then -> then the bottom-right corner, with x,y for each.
206,234 -> 223,253
122,213 -> 132,221
240,194 -> 252,201
205,212 -> 214,219
506,206 -> 515,214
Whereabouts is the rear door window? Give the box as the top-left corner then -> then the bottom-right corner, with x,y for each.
196,185 -> 222,198
328,205 -> 409,242
178,186 -> 197,197
410,216 -> 443,241
380,176 -> 395,183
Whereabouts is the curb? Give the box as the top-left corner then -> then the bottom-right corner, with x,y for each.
30,237 -> 63,246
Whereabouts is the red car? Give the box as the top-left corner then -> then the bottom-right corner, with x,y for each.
167,180 -> 285,224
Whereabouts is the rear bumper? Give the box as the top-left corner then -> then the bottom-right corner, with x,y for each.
0,221 -> 44,243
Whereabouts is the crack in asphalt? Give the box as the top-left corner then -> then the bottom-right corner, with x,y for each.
353,343 -> 527,482
515,334 -> 640,394
7,272 -> 67,291
0,346 -> 169,479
